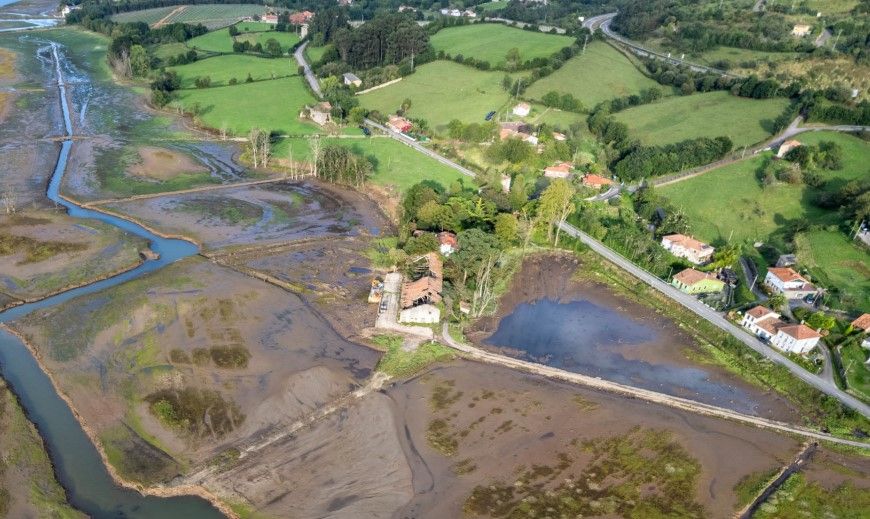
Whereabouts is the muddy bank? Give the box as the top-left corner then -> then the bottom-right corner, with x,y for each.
0,209 -> 147,301
10,257 -> 380,486
104,179 -> 388,251
468,253 -> 800,421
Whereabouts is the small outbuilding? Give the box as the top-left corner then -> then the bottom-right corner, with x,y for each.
343,72 -> 362,87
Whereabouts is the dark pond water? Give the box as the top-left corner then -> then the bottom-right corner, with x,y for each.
486,298 -> 759,414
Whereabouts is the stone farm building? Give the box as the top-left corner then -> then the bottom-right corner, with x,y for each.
306,102 -> 332,126
741,305 -> 822,355
764,267 -> 819,300
343,72 -> 362,87
399,253 -> 442,324
661,234 -> 715,265
671,268 -> 724,294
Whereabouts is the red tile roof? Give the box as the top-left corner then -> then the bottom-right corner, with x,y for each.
778,324 -> 822,340
673,268 -> 717,286
852,313 -> 870,332
437,231 -> 457,248
747,306 -> 775,319
663,234 -> 711,254
544,162 -> 572,174
767,267 -> 807,284
582,174 -> 614,187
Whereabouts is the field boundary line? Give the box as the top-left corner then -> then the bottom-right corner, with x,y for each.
151,5 -> 186,28
356,77 -> 402,95
82,176 -> 305,207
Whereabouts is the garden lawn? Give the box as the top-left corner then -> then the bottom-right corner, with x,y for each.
359,60 -> 513,131
794,230 -> 870,313
171,76 -> 318,136
525,41 -> 663,109
613,91 -> 789,148
169,55 -> 297,88
659,131 -> 869,235
430,23 -> 573,66
272,136 -> 472,192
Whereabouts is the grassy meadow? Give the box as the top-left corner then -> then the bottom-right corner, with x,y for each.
169,54 -> 297,88
171,75 -> 318,135
359,60 -> 512,131
305,43 -> 331,64
794,230 -> 870,312
272,136 -> 472,192
613,91 -> 789,148
430,23 -> 573,66
235,30 -> 300,50
186,27 -> 236,53
525,41 -> 663,109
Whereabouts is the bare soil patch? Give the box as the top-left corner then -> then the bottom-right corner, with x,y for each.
385,361 -> 802,519
127,146 -> 208,181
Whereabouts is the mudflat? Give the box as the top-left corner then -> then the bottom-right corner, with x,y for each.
128,146 -> 209,181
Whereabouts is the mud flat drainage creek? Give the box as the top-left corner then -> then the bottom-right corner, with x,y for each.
0,40 -> 225,518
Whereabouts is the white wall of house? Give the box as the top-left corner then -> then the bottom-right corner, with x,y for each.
741,312 -> 779,340
770,332 -> 819,355
661,237 -> 712,264
399,304 -> 440,324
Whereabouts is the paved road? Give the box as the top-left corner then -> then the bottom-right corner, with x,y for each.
557,220 -> 870,418
818,343 -> 837,386
584,12 -> 740,78
293,41 -> 322,98
441,324 -> 869,448
364,118 -> 478,179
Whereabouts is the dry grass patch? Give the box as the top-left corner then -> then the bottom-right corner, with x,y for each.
127,146 -> 207,181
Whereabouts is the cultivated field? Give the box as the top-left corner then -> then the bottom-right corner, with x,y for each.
359,60 -> 512,130
525,41 -> 663,109
111,4 -> 270,29
613,91 -> 789,148
171,75 -> 317,135
272,136 -> 471,192
430,23 -> 573,66
169,54 -> 297,88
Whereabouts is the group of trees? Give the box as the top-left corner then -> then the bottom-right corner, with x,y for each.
321,13 -> 431,70
540,90 -> 585,113
593,87 -> 663,114
446,119 -> 498,143
315,144 -> 373,187
614,136 -> 733,180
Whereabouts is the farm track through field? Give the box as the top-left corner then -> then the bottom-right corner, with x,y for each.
151,5 -> 186,28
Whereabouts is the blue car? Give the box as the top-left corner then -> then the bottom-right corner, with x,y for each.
485,110 -> 496,121
359,125 -> 371,136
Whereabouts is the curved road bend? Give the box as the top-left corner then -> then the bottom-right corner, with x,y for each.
441,325 -> 868,448
583,12 -> 739,78
294,41 -> 322,98
556,221 -> 870,418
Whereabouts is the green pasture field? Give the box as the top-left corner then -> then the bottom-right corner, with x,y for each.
613,91 -> 789,148
659,131 -> 869,247
272,136 -> 472,192
477,1 -> 507,11
525,42 -> 664,109
171,76 -> 318,136
794,230 -> 870,313
234,22 -> 273,32
169,55 -> 297,88
696,46 -> 799,66
186,28 -> 235,53
235,30 -> 300,51
305,44 -> 331,63
430,23 -> 573,66
359,60 -> 513,131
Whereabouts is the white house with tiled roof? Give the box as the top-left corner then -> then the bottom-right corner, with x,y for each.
764,267 -> 819,300
770,324 -> 822,354
661,234 -> 715,264
741,306 -> 783,341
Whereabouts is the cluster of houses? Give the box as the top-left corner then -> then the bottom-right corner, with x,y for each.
542,161 -> 614,189
439,7 -> 477,18
740,306 -> 822,355
253,10 -> 314,25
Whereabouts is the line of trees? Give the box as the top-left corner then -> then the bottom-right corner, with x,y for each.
331,13 -> 431,70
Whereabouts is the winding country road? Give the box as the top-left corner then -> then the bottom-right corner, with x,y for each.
293,41 -> 322,98
292,38 -> 870,420
556,220 -> 870,418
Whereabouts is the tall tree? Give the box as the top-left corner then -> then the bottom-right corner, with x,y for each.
538,179 -> 576,247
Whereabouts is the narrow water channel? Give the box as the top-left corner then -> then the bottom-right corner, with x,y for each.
0,41 -> 226,518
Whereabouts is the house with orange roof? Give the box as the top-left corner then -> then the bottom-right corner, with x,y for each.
671,268 -> 725,294
771,323 -> 822,354
289,10 -> 314,24
741,306 -> 784,341
582,174 -> 614,188
388,115 -> 413,133
851,313 -> 870,333
399,253 -> 442,324
764,267 -> 819,300
661,234 -> 715,265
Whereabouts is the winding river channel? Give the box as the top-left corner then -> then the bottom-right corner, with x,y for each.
0,41 -> 226,518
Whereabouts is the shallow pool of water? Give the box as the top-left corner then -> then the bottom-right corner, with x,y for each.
486,298 -> 758,413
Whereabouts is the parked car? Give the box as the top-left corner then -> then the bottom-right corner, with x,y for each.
359,125 -> 371,136
485,110 -> 496,121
